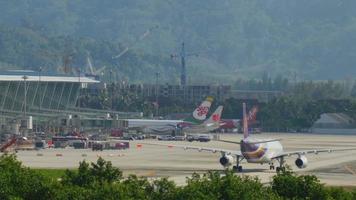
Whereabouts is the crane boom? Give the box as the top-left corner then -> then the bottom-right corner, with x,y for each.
112,25 -> 159,59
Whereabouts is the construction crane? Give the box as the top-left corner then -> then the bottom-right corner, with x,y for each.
112,25 -> 159,60
85,51 -> 106,79
171,42 -> 198,86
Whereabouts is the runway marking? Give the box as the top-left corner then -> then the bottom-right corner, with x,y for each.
146,171 -> 156,177
344,165 -> 356,175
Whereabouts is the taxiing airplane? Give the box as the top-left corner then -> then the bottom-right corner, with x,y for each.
145,103 -> 356,172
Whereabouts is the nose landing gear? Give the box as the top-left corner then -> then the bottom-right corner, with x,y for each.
233,165 -> 243,172
269,163 -> 275,170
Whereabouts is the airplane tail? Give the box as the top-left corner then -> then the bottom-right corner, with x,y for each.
243,103 -> 249,139
247,105 -> 258,124
204,106 -> 223,125
184,96 -> 214,124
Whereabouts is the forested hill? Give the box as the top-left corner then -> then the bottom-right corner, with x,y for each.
1,0 -> 356,83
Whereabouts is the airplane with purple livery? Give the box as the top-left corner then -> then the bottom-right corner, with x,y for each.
147,103 -> 356,172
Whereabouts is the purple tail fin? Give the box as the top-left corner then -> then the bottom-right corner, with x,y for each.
243,103 -> 249,139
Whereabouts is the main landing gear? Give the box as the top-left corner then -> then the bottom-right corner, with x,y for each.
274,157 -> 286,173
232,156 -> 244,172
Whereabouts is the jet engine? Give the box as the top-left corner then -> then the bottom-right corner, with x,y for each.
295,155 -> 308,169
219,155 -> 234,167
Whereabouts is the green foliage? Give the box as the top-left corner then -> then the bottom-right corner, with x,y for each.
148,178 -> 177,200
257,96 -> 356,131
0,155 -> 355,199
31,168 -> 68,180
352,190 -> 356,199
0,154 -> 53,200
178,171 -> 279,200
272,170 -> 328,199
327,187 -> 355,200
121,175 -> 152,199
62,157 -> 122,187
2,1 -> 356,81
234,74 -> 290,91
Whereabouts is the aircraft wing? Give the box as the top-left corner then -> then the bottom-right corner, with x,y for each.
218,139 -> 282,145
272,147 -> 356,159
140,142 -> 242,156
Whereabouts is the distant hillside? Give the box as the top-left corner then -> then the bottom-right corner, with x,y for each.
0,0 -> 356,82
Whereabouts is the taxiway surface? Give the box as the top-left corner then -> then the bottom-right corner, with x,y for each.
14,133 -> 356,186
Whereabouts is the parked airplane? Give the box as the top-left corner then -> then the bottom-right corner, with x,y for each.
219,105 -> 258,132
144,103 -> 356,172
177,105 -> 224,133
124,96 -> 214,134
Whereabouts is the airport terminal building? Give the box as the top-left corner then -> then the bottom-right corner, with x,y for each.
0,70 -> 140,135
0,70 -> 97,114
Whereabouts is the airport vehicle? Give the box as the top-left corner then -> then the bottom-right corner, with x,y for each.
198,135 -> 211,142
186,134 -> 211,142
157,135 -> 186,141
146,103 -> 356,172
186,134 -> 199,142
121,135 -> 144,140
157,135 -> 174,141
124,97 -> 215,134
92,143 -> 104,151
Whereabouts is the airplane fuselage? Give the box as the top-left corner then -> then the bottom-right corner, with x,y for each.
241,138 -> 283,163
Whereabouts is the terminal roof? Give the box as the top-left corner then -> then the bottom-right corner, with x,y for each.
0,70 -> 99,83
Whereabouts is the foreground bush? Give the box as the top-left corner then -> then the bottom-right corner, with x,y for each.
175,171 -> 280,200
0,154 -> 355,200
0,154 -> 53,200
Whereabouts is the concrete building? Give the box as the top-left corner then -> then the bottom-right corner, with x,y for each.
0,70 -> 140,135
311,113 -> 356,134
229,90 -> 284,103
0,70 -> 97,113
122,84 -> 282,103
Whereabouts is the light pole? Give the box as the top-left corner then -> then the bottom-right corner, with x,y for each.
77,68 -> 81,132
22,75 -> 28,119
37,67 -> 42,133
22,75 -> 28,136
77,68 -> 81,109
155,72 -> 160,117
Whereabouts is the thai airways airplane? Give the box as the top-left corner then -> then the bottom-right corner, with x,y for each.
145,103 -> 356,172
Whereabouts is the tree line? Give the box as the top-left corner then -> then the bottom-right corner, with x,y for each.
0,154 -> 355,200
78,80 -> 356,130
1,1 -> 356,81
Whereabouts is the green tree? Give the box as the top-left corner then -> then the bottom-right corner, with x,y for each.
271,170 -> 328,199
178,171 -> 279,200
0,154 -> 53,200
62,157 -> 122,187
